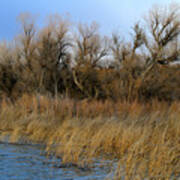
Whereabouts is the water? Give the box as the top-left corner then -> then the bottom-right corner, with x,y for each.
0,142 -> 115,180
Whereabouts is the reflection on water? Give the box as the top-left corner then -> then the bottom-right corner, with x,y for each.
0,142 -> 114,180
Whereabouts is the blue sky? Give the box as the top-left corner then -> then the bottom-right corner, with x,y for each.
0,0 -> 177,40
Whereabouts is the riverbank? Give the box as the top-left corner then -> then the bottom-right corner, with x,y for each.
0,94 -> 179,179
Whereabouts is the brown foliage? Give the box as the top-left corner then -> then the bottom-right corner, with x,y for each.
0,3 -> 180,102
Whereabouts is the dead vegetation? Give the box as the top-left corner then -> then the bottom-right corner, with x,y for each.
0,95 -> 179,179
0,3 -> 179,101
0,2 -> 180,179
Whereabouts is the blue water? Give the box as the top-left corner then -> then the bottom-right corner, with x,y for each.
0,142 -> 114,180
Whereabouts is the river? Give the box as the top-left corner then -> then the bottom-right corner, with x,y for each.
0,142 -> 115,180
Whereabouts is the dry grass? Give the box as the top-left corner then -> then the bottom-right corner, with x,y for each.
0,94 -> 179,179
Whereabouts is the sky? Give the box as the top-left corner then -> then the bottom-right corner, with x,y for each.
0,0 -> 178,40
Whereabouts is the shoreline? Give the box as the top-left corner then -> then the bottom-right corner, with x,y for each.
0,95 -> 179,179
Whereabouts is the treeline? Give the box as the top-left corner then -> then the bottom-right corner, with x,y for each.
0,3 -> 180,102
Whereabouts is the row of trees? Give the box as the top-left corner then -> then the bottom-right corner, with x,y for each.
0,3 -> 180,101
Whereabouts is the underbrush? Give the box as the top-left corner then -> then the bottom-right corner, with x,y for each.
0,3 -> 180,102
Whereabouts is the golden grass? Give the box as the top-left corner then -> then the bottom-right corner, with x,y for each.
0,94 -> 179,179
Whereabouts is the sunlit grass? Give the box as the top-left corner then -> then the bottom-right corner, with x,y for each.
0,94 -> 179,179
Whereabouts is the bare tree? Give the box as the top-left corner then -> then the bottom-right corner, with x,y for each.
71,22 -> 108,98
35,14 -> 72,95
74,22 -> 108,67
144,3 -> 180,66
133,3 -> 180,81
17,13 -> 37,71
110,23 -> 145,69
131,23 -> 146,58
110,33 -> 130,64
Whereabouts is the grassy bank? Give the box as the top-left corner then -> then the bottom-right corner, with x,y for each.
0,2 -> 179,179
0,94 -> 179,179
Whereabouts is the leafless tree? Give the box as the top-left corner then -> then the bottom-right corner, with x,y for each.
17,13 -> 37,71
71,22 -> 108,98
35,14 -> 72,95
144,3 -> 180,66
110,33 -> 130,64
74,22 -> 108,67
132,3 -> 180,81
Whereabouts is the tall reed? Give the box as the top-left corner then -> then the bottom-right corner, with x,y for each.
0,94 -> 179,179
